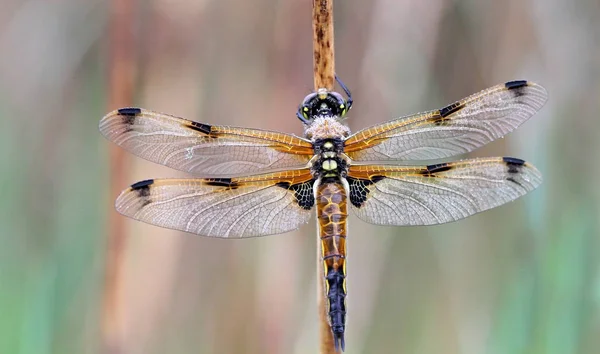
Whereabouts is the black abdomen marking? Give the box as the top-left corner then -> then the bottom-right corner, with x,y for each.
327,265 -> 346,352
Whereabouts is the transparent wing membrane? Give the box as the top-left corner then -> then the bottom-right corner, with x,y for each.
99,108 -> 314,177
344,81 -> 547,161
347,157 -> 542,226
115,170 -> 315,237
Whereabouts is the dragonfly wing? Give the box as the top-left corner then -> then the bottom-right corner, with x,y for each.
100,108 -> 314,177
346,157 -> 541,226
344,81 -> 547,161
116,170 -> 315,237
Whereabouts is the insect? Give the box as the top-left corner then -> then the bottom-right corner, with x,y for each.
99,77 -> 547,352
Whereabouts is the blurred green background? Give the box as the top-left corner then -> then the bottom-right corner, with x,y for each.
1,0 -> 599,353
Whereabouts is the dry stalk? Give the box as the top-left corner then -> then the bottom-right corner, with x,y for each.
312,1 -> 338,353
102,0 -> 136,353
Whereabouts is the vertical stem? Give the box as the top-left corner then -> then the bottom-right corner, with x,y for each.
313,0 -> 335,91
102,0 -> 137,353
313,1 -> 337,353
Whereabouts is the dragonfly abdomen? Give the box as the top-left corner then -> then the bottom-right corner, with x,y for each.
316,180 -> 348,351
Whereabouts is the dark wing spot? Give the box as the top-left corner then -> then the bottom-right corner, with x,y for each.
503,156 -> 525,166
187,121 -> 212,135
503,157 -> 525,174
505,80 -> 528,90
506,177 -> 522,186
503,157 -> 526,186
439,101 -> 464,118
275,181 -> 291,188
130,179 -> 153,206
118,107 -> 142,116
131,179 -> 153,194
204,178 -> 239,189
428,112 -> 448,126
277,180 -> 315,210
505,80 -> 528,97
371,175 -> 385,183
118,107 -> 141,126
429,102 -> 464,125
425,163 -> 453,174
347,175 -> 385,208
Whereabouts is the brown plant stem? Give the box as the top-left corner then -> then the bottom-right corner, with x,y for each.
313,0 -> 335,91
312,1 -> 337,353
102,0 -> 137,353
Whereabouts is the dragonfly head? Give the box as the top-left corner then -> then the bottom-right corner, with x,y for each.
297,88 -> 351,124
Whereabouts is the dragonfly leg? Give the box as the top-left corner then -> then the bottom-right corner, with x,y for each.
335,75 -> 353,111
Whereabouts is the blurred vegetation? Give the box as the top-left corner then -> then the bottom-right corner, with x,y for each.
1,0 -> 599,353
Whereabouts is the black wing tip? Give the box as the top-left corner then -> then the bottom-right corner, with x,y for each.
117,107 -> 142,116
333,331 -> 345,352
503,157 -> 527,177
505,80 -> 528,90
503,156 -> 526,166
128,179 -> 154,201
130,179 -> 154,190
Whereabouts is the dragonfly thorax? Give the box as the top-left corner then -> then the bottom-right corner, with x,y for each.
312,138 -> 348,179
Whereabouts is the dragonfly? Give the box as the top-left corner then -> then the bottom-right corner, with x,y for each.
99,77 -> 547,352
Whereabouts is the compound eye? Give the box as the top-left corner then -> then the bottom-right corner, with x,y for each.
330,92 -> 344,104
302,92 -> 318,105
329,92 -> 347,117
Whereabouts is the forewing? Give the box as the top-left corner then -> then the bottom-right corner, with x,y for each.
116,170 -> 315,237
344,81 -> 547,161
346,157 -> 541,226
99,108 -> 314,177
